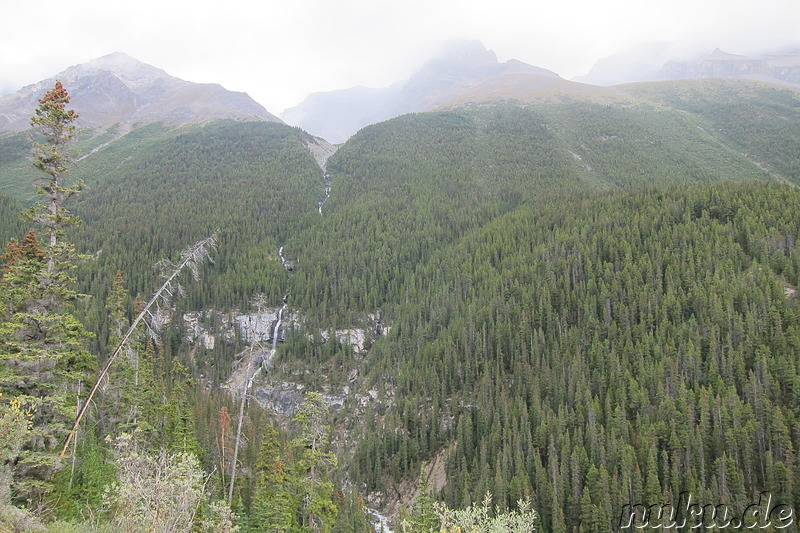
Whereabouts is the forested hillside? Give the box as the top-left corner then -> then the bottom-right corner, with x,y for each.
74,122 -> 322,294
0,78 -> 799,532
619,80 -> 800,182
66,122 -> 325,356
286,91 -> 783,325
347,182 -> 800,531
0,192 -> 26,245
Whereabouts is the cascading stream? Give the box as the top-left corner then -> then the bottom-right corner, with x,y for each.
241,140 -> 393,532
318,172 -> 332,215
272,301 -> 286,351
367,508 -> 394,533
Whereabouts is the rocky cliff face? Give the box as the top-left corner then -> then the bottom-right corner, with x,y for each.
657,48 -> 800,87
0,52 -> 281,133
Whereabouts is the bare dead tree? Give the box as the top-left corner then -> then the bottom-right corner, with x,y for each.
227,362 -> 260,507
60,232 -> 217,458
227,292 -> 268,507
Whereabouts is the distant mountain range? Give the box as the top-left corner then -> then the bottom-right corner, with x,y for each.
2,40 -> 800,533
657,47 -> 800,85
281,41 -> 624,143
2,43 -> 799,146
283,41 -> 800,143
578,45 -> 800,88
0,52 -> 280,133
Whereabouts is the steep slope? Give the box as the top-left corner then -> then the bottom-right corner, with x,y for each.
3,68 -> 800,531
270,91 -> 800,524
0,192 -> 26,246
285,80 -> 799,324
70,121 -> 323,325
346,181 -> 800,530
618,78 -> 800,182
0,132 -> 32,199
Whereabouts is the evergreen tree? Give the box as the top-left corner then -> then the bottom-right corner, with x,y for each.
165,361 -> 203,458
292,392 -> 338,533
402,465 -> 440,532
28,80 -> 83,275
248,423 -> 298,532
0,81 -> 92,508
331,491 -> 372,533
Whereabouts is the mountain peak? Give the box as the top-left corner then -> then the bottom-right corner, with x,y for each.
707,48 -> 747,60
416,40 -> 557,79
282,41 -> 565,142
0,53 -> 280,132
425,41 -> 499,70
73,52 -> 170,78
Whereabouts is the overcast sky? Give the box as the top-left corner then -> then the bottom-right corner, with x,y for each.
2,0 -> 799,114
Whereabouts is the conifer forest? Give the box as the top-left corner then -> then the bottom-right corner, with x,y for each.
0,78 -> 799,532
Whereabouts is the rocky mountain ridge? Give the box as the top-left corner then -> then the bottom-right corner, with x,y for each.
578,44 -> 800,87
657,47 -> 800,86
281,41 -> 618,143
0,52 -> 280,134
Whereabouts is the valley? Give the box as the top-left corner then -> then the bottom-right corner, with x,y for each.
0,51 -> 799,533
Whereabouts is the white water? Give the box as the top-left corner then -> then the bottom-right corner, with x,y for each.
318,173 -> 332,215
272,303 -> 286,351
366,508 -> 394,533
246,365 -> 262,392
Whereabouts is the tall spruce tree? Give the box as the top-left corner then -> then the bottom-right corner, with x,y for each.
0,81 -> 92,509
402,465 -> 440,533
28,80 -> 83,273
292,392 -> 338,533
248,423 -> 298,532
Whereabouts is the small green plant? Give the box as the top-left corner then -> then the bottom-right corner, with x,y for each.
435,492 -> 536,533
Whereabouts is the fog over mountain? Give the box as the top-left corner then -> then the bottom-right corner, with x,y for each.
657,47 -> 800,86
0,53 -> 280,133
283,40 -> 800,144
574,42 -> 682,86
4,43 -> 799,147
282,41 -> 619,143
577,44 -> 800,88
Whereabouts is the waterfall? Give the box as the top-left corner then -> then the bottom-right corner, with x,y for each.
318,173 -> 332,215
273,302 -> 286,351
